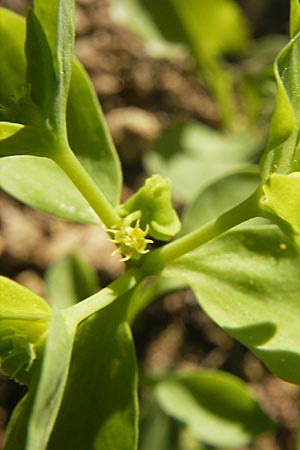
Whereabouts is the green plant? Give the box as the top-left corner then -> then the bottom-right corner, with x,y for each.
0,1 -> 300,449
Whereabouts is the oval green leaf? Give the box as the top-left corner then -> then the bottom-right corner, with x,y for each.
154,369 -> 273,447
0,156 -> 100,225
163,226 -> 300,384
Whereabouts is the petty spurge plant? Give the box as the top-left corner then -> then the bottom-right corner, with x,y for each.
1,0 -> 300,449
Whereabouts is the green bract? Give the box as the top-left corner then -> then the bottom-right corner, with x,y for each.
0,277 -> 51,385
118,174 -> 181,241
259,172 -> 300,249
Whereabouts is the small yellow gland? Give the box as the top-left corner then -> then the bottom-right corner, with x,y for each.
107,211 -> 153,261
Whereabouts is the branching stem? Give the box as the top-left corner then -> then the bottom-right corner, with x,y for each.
53,140 -> 120,228
63,267 -> 141,327
143,190 -> 260,271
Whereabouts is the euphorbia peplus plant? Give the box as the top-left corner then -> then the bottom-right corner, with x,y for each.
1,0 -> 300,449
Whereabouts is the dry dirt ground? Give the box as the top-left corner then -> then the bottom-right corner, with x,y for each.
0,1 -> 299,449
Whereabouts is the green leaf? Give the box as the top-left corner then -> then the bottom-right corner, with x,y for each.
163,226 -> 300,384
154,369 -> 273,447
259,172 -> 300,249
33,0 -> 75,130
258,14 -> 300,247
45,300 -> 138,450
0,123 -> 54,158
46,252 -> 99,309
66,59 -> 122,206
24,309 -> 73,450
119,174 -> 181,241
0,10 -> 121,211
180,167 -> 261,235
290,0 -> 300,38
260,21 -> 300,178
25,8 -> 57,120
145,122 -> 262,201
0,276 -> 51,385
0,8 -> 26,106
3,310 -> 72,450
4,270 -> 139,450
0,156 -> 100,224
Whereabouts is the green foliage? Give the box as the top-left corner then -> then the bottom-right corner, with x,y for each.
1,0 -> 300,449
33,0 -> 75,131
153,369 -> 273,447
0,7 -> 121,222
25,9 -> 57,119
111,0 -> 248,58
260,4 -> 300,178
45,301 -> 138,450
164,226 -> 300,384
0,9 -> 25,101
0,277 -> 51,385
259,172 -> 300,248
0,156 -> 100,224
145,122 -> 262,201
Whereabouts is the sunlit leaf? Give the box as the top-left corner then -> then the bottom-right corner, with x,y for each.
45,300 -> 138,450
0,124 -> 54,158
0,9 -> 121,214
67,59 -> 122,206
0,8 -> 25,104
33,0 -> 75,129
0,156 -> 100,224
163,226 -> 300,384
260,15 -> 300,178
25,8 -> 57,120
4,271 -> 139,450
259,172 -> 300,249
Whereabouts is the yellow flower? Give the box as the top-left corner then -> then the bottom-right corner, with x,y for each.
107,211 -> 153,261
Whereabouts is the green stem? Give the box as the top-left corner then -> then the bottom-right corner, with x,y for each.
143,190 -> 260,271
63,267 -> 140,327
53,141 -> 120,227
